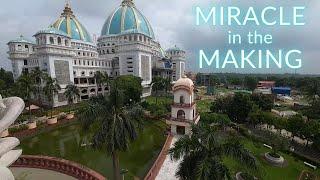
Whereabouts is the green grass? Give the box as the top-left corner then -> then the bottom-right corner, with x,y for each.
223,138 -> 320,180
145,96 -> 172,105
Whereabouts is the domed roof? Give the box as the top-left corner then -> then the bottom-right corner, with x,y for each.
8,35 -> 35,44
166,45 -> 184,52
34,26 -> 70,37
173,75 -> 194,91
101,0 -> 155,39
51,3 -> 92,43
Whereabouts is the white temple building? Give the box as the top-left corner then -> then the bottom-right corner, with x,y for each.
7,0 -> 186,107
166,76 -> 200,135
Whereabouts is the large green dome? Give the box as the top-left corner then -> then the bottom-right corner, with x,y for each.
52,3 -> 92,43
101,0 -> 155,39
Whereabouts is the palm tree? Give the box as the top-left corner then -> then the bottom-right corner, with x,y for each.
43,76 -> 61,118
169,123 -> 257,180
30,67 -> 44,105
163,77 -> 172,95
152,77 -> 165,104
77,80 -> 144,180
94,71 -> 109,95
16,72 -> 35,123
64,84 -> 80,105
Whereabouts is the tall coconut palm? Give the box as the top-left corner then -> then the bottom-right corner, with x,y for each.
77,80 -> 144,180
169,123 -> 257,180
152,77 -> 165,104
163,77 -> 172,95
30,67 -> 44,105
16,72 -> 35,122
43,76 -> 61,118
64,84 -> 80,105
94,71 -> 109,95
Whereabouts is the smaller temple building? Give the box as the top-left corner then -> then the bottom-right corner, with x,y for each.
166,76 -> 200,135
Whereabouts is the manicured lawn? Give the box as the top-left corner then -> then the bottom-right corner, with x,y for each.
223,138 -> 320,179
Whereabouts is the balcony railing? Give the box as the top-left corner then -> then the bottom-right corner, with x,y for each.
169,114 -> 200,123
171,102 -> 195,108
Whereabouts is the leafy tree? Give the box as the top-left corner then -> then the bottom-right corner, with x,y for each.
268,133 -> 289,157
77,80 -> 144,180
16,73 -> 35,122
64,84 -> 80,107
244,76 -> 257,91
163,78 -> 172,94
43,76 -> 61,118
94,71 -> 110,94
209,75 -> 220,86
210,96 -> 231,114
302,120 -> 320,147
227,93 -> 253,123
30,67 -> 45,105
303,78 -> 320,104
115,75 -> 142,105
200,113 -> 231,131
169,123 -> 257,180
287,115 -> 305,141
251,94 -> 274,111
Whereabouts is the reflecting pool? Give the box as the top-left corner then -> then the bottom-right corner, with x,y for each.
19,120 -> 167,179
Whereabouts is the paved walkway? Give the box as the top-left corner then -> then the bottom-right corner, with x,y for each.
11,167 -> 77,180
156,136 -> 181,180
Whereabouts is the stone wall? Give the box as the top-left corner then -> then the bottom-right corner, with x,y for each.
12,155 -> 105,180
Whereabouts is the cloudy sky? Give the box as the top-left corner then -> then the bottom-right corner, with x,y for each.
0,0 -> 319,74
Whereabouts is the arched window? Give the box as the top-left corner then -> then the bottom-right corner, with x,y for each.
82,89 -> 88,94
177,110 -> 185,119
65,40 -> 69,46
57,37 -> 62,45
49,37 -> 54,44
180,96 -> 185,104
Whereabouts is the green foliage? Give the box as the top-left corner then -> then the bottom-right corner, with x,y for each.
200,112 -> 231,128
169,123 -> 257,180
115,75 -> 142,105
64,84 -> 80,105
244,76 -> 258,91
77,78 -> 144,180
227,93 -> 253,123
287,115 -> 305,138
240,172 -> 255,180
251,94 -> 274,111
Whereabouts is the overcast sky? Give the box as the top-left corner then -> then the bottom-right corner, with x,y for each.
0,0 -> 319,74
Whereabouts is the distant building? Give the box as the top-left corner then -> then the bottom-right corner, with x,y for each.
253,88 -> 272,95
272,87 -> 291,96
7,0 -> 186,107
166,76 -> 200,135
257,81 -> 275,89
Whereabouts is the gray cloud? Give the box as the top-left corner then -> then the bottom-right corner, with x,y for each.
0,0 -> 319,74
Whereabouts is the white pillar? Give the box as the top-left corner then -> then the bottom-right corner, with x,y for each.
171,125 -> 177,134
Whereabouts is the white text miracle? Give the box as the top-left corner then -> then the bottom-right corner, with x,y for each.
196,6 -> 305,69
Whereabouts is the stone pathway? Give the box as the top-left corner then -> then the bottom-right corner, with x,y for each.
11,167 -> 77,180
156,136 -> 181,180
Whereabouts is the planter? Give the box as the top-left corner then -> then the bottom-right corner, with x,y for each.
0,129 -> 9,137
66,113 -> 74,120
27,121 -> 37,130
264,152 -> 284,166
47,117 -> 58,125
236,172 -> 258,180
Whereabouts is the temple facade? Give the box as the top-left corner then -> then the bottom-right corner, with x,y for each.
7,0 -> 186,107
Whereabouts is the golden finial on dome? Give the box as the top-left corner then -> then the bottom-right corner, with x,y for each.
61,0 -> 74,17
122,0 -> 135,6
